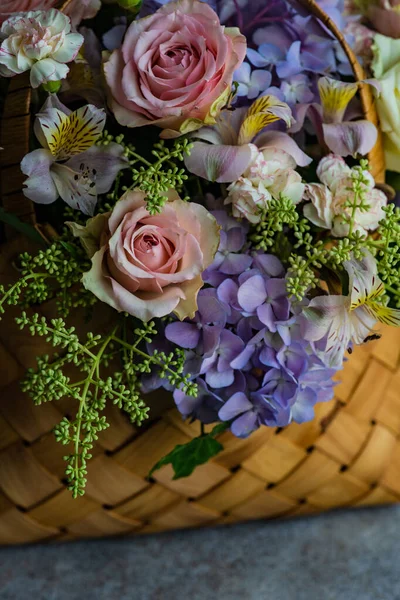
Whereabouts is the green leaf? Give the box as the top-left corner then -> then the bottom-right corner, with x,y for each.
0,208 -> 46,246
149,433 -> 224,480
210,422 -> 230,437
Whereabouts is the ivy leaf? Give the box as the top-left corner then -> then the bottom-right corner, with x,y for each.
149,423 -> 228,480
0,208 -> 46,246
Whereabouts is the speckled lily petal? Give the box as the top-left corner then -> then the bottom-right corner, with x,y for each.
38,105 -> 106,161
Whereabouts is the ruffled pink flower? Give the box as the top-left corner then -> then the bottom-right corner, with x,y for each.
303,154 -> 387,237
103,0 -> 246,138
226,147 -> 305,224
0,9 -> 84,87
69,191 -> 220,321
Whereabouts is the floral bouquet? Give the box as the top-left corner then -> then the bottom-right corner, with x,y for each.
0,0 -> 400,502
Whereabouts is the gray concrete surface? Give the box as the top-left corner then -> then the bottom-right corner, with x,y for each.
1,505 -> 399,600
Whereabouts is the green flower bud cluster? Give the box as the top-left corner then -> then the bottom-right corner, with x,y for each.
13,311 -> 196,498
249,162 -> 400,306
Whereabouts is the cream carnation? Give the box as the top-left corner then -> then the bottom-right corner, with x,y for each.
0,9 -> 83,87
226,147 -> 304,224
304,155 -> 387,237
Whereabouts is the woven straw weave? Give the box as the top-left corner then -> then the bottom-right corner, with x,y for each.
0,252 -> 399,545
0,1 -> 399,546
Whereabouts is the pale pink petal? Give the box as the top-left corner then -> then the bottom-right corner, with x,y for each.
255,130 -> 312,167
172,199 -> 220,268
343,250 -> 378,311
63,0 -> 101,27
82,246 -> 120,312
111,277 -> 185,321
316,154 -> 352,189
103,50 -> 153,127
65,143 -> 128,194
109,218 -> 155,282
51,33 -> 84,63
108,191 -> 147,236
323,121 -> 378,157
20,148 -> 58,204
303,295 -> 352,366
30,58 -> 69,88
260,146 -> 297,170
303,183 -> 334,229
351,305 -> 378,344
184,141 -> 254,182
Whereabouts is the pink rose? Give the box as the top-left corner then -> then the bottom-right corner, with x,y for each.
0,0 -> 100,26
103,0 -> 246,138
69,190 -> 220,321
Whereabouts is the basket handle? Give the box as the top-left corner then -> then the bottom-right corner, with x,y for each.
295,0 -> 385,183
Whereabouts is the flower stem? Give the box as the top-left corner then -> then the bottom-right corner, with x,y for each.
72,327 -> 118,494
0,273 -> 49,313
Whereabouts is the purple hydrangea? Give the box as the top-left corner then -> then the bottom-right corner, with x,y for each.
228,0 -> 351,116
157,208 -> 341,439
133,1 -> 348,439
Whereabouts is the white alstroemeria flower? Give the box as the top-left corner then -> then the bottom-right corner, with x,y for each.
21,96 -> 128,215
303,251 -> 400,366
0,9 -> 83,88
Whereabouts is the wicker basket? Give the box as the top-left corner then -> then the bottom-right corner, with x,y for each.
0,1 -> 399,546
